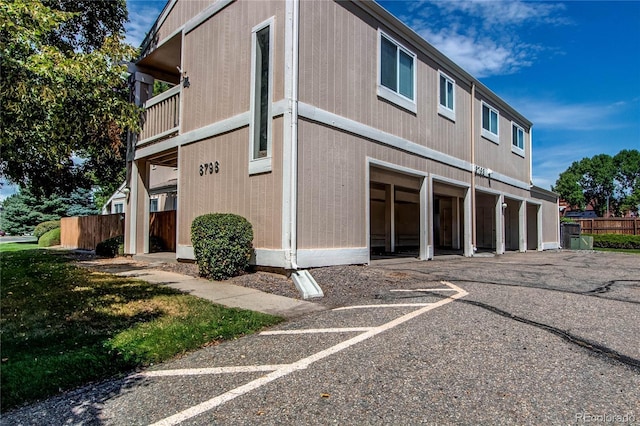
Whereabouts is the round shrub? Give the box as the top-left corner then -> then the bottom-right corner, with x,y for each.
96,235 -> 125,257
38,227 -> 61,247
191,213 -> 253,280
34,220 -> 61,240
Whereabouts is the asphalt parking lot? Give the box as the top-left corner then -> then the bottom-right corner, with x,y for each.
4,250 -> 639,425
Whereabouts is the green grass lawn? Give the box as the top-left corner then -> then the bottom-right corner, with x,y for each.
594,247 -> 640,254
0,242 -> 40,252
0,246 -> 283,411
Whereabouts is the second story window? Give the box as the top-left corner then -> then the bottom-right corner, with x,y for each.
378,30 -> 416,113
249,18 -> 274,174
481,102 -> 499,144
438,71 -> 455,121
512,123 -> 525,156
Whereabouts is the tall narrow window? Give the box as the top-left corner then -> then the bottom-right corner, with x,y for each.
249,19 -> 273,174
481,102 -> 499,144
438,71 -> 455,121
378,30 -> 416,113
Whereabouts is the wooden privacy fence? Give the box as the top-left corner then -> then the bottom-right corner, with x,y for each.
150,210 -> 176,251
575,218 -> 640,235
61,214 -> 125,250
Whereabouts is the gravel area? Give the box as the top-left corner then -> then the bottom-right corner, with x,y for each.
73,253 -> 440,309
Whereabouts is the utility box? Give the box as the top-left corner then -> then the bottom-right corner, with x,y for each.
561,222 -> 581,249
570,236 -> 581,250
569,235 -> 593,250
579,235 -> 594,250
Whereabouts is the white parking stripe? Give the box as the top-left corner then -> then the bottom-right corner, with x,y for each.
389,288 -> 457,292
136,365 -> 287,378
150,281 -> 467,426
261,327 -> 374,335
333,303 -> 433,310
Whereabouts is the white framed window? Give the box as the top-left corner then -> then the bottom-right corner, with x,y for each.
377,29 -> 416,113
481,101 -> 499,144
249,17 -> 274,175
114,203 -> 124,214
512,122 -> 525,157
150,198 -> 158,212
438,71 -> 455,121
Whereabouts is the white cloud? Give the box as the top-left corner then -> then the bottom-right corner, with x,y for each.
400,0 -> 567,78
125,2 -> 165,47
416,29 -> 533,77
514,99 -> 625,131
425,0 -> 568,27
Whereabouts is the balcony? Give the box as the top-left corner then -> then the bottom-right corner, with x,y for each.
139,85 -> 181,145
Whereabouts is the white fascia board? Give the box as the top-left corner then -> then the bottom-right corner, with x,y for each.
368,157 -> 428,178
299,102 -> 472,173
136,100 -> 290,160
184,0 -> 234,34
431,174 -> 470,189
542,242 -> 560,250
252,249 -> 289,268
177,246 -> 290,268
297,248 -> 369,268
177,245 -> 195,260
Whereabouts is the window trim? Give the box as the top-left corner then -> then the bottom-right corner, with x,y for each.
481,101 -> 500,144
149,198 -> 159,213
114,202 -> 124,214
248,17 -> 274,175
511,122 -> 525,157
437,70 -> 455,121
377,29 -> 417,113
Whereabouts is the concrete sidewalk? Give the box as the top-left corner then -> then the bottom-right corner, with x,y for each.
112,268 -> 326,319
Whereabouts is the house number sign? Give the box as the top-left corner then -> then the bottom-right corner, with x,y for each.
475,165 -> 491,178
199,161 -> 220,176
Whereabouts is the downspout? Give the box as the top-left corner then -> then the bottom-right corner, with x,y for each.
290,0 -> 299,269
284,0 -> 300,269
470,82 -> 477,253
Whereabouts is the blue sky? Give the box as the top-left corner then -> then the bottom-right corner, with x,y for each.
2,0 -> 636,202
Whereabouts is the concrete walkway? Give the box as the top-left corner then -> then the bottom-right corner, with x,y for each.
112,268 -> 325,319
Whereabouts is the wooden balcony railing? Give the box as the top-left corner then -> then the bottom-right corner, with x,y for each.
139,85 -> 180,144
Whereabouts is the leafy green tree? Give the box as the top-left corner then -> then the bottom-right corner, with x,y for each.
614,149 -> 640,215
553,161 -> 586,210
554,150 -> 640,217
0,0 -> 139,197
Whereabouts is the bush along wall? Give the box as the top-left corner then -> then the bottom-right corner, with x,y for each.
38,227 -> 61,247
34,220 -> 61,240
584,234 -> 640,250
191,213 -> 254,281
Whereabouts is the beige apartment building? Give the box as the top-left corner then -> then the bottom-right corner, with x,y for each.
124,0 -> 560,268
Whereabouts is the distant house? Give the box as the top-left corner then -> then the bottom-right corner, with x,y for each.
102,165 -> 177,214
122,0 -> 560,267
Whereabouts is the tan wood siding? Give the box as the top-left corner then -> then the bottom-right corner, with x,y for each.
181,0 -> 285,133
154,0 -> 215,44
298,0 -> 472,163
540,199 -> 559,244
297,119 -> 469,249
474,93 -> 531,184
177,118 -> 283,249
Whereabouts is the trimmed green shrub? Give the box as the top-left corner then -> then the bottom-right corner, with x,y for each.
584,233 -> 640,249
96,235 -> 125,257
95,235 -> 165,257
191,213 -> 253,280
34,220 -> 61,240
38,228 -> 61,247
